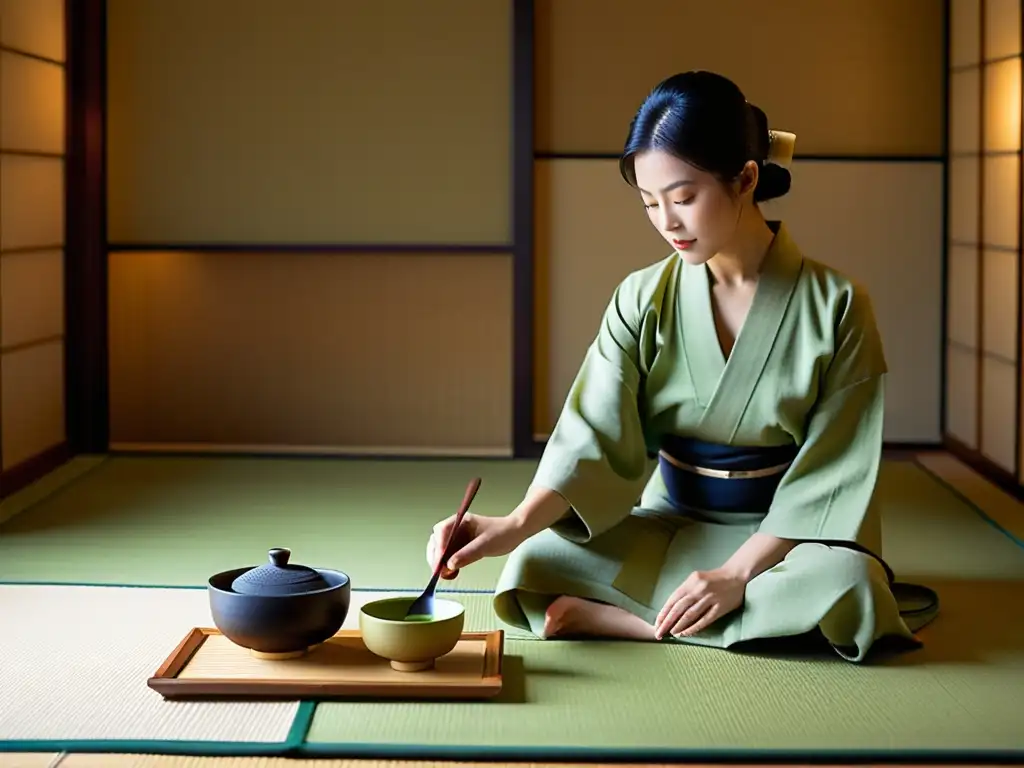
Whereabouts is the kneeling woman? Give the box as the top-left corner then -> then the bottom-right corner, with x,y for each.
426,70 -> 926,663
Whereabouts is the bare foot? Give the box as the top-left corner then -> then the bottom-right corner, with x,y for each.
542,595 -> 656,641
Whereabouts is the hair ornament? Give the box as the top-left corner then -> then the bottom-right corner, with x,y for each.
766,130 -> 796,169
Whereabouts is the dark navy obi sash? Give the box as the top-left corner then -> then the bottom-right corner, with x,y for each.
657,435 -> 799,514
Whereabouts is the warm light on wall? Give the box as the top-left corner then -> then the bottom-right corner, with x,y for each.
984,57 -> 1021,151
945,0 -> 1024,485
0,1 -> 69,484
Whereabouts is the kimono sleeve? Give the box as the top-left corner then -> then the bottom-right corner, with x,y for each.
529,277 -> 653,544
757,285 -> 889,552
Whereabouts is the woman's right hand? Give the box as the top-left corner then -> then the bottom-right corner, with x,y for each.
426,513 -> 526,580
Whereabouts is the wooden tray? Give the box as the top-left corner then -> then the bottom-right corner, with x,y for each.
147,627 -> 504,700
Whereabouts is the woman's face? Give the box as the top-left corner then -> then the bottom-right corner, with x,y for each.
632,149 -> 753,264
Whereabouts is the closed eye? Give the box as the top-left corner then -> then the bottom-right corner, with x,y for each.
644,199 -> 693,209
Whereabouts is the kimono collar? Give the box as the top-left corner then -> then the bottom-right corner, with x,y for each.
760,220 -> 802,276
680,218 -> 805,441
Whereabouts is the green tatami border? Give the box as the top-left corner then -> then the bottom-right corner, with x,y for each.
0,701 -> 315,757
296,743 -> 1024,764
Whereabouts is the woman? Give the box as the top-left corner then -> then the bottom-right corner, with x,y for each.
426,71 -> 928,663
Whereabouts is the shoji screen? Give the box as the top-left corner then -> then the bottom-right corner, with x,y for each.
532,0 -> 945,445
946,0 -> 1023,482
0,0 -> 67,486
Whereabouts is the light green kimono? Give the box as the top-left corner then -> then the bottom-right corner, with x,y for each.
493,221 -> 929,663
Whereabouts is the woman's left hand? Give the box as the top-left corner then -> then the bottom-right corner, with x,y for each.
654,568 -> 745,640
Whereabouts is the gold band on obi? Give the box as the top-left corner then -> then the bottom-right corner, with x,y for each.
657,449 -> 793,480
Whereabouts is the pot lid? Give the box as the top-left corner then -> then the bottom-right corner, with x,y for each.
230,548 -> 330,596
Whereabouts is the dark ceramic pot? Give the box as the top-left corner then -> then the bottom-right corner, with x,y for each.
208,547 -> 351,659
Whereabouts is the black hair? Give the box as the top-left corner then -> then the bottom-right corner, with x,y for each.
619,70 -> 791,203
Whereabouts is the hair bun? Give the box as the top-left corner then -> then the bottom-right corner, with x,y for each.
755,162 -> 791,202
746,102 -> 792,201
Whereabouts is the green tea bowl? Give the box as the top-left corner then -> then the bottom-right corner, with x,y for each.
358,596 -> 466,672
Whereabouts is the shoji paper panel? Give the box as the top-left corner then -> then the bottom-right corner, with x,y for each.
982,357 -> 1017,471
983,154 -> 1024,250
984,58 -> 1021,152
0,52 -> 64,153
947,245 -> 979,347
985,0 -> 1022,58
946,0 -> 997,459
983,250 -> 1019,362
947,0 -> 983,451
535,159 -> 943,443
0,0 -> 65,61
0,0 -> 68,479
106,0 -> 512,245
983,155 -> 1020,247
951,68 -> 981,153
947,345 -> 979,447
983,0 -> 1022,477
949,157 -> 980,241
0,342 -> 65,470
951,0 -> 982,67
108,251 -> 513,454
0,250 -> 64,348
536,0 -> 943,155
1021,181 -> 1024,478
0,155 -> 64,250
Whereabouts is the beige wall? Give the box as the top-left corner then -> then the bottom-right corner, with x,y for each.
535,0 -> 944,156
105,0 -> 512,247
105,0 -> 946,454
106,0 -> 514,455
108,250 -> 512,454
945,0 -> 1023,479
0,0 -> 67,479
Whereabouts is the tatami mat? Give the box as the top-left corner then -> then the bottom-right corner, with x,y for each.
0,585 -> 504,754
3,456 -> 1023,590
0,755 -> 59,768
303,593 -> 1024,761
0,585 -> 301,752
2,453 -> 1024,762
0,456 -> 534,590
0,456 -> 106,527
915,452 -> 1024,546
4,580 -> 1023,760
